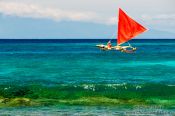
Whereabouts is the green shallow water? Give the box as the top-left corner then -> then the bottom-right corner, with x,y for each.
0,83 -> 175,107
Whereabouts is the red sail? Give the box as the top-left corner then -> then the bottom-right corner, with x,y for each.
117,8 -> 147,45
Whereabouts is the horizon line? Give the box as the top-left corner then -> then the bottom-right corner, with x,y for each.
0,38 -> 175,40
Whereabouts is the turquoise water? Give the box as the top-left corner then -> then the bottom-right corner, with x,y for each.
0,39 -> 175,84
0,39 -> 175,115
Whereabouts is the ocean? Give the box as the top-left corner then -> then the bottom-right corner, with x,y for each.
0,39 -> 175,115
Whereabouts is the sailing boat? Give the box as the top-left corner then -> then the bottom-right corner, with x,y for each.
96,8 -> 147,52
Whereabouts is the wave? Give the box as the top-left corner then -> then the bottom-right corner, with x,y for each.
0,83 -> 175,107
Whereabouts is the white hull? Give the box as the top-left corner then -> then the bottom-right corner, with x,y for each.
96,44 -> 112,50
96,44 -> 137,53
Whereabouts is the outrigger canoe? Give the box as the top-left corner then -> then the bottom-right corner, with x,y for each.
96,8 -> 147,53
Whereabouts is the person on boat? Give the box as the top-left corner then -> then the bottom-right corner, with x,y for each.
107,40 -> 112,49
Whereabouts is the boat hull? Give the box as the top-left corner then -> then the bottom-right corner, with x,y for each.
96,44 -> 137,53
96,44 -> 112,50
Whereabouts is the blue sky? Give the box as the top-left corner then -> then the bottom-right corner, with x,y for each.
0,0 -> 175,39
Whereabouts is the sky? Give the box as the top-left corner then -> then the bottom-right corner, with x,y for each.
0,0 -> 175,39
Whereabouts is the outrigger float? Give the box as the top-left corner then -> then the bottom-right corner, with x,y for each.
96,8 -> 147,53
